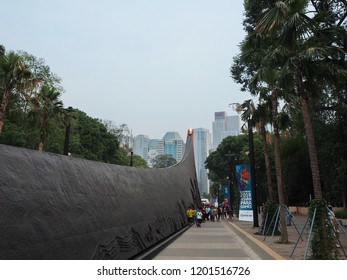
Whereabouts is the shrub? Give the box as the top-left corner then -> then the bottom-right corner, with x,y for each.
335,209 -> 347,219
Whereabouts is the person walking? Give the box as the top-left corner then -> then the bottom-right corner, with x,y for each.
205,205 -> 211,221
186,206 -> 195,225
196,208 -> 203,227
210,206 -> 215,222
217,206 -> 223,222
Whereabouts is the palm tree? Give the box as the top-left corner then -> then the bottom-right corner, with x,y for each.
256,0 -> 347,257
34,84 -> 63,151
247,98 -> 274,202
256,0 -> 347,200
232,30 -> 292,241
0,45 -> 5,56
237,95 -> 290,242
0,51 -> 32,134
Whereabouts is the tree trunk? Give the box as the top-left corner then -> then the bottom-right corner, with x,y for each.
0,90 -> 11,135
271,89 -> 288,243
299,97 -> 322,199
260,120 -> 274,200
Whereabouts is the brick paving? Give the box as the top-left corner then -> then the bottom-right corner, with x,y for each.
230,213 -> 347,260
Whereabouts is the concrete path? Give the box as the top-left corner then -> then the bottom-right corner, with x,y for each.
153,220 -> 278,260
153,214 -> 347,260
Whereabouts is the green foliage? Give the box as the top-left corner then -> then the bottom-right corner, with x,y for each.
69,110 -> 120,163
308,199 -> 339,260
280,135 -> 313,205
231,0 -> 347,209
335,209 -> 347,219
131,154 -> 148,168
205,133 -> 268,207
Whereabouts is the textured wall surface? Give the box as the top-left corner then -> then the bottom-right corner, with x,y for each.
0,133 -> 200,259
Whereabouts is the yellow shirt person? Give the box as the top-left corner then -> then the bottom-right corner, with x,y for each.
186,207 -> 195,224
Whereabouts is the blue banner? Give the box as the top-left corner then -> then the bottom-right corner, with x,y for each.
235,164 -> 253,221
221,184 -> 230,206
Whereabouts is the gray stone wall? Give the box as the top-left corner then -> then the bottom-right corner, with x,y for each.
0,134 -> 200,259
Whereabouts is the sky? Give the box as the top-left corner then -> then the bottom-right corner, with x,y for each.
2,0 -> 252,140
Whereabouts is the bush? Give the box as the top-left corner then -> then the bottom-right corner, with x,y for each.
308,199 -> 339,260
335,209 -> 347,219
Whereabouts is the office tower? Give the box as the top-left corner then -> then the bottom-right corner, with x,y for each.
133,134 -> 150,160
133,131 -> 186,167
212,112 -> 240,149
193,128 -> 212,196
147,139 -> 159,167
158,132 -> 185,162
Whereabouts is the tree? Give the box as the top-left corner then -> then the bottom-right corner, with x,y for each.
256,0 -> 347,200
255,0 -> 347,258
33,84 -> 64,151
131,154 -> 148,168
0,45 -> 5,56
0,51 -> 32,134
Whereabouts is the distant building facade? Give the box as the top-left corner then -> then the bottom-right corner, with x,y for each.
212,111 -> 240,149
133,131 -> 185,166
193,128 -> 212,196
133,134 -> 150,160
159,132 -> 185,162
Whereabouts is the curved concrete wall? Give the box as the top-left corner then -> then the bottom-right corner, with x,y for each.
0,133 -> 201,259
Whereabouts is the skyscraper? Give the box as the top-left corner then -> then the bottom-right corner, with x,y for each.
133,134 -> 150,160
212,111 -> 240,149
158,132 -> 185,162
193,128 -> 212,196
133,131 -> 185,167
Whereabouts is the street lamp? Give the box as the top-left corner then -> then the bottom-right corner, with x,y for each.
64,106 -> 73,156
229,101 -> 259,227
225,151 -> 235,214
130,151 -> 134,167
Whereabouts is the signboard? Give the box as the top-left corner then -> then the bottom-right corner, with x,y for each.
221,184 -> 230,206
235,164 -> 253,222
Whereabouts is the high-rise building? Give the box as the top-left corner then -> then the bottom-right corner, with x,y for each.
159,132 -> 185,163
193,128 -> 212,196
147,139 -> 159,167
133,131 -> 185,166
212,112 -> 240,149
133,134 -> 150,160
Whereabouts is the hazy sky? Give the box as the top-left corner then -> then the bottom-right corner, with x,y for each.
2,0 -> 251,140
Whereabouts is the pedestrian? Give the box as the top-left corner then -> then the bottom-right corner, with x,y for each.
202,207 -> 206,222
196,208 -> 203,227
210,206 -> 215,222
217,206 -> 222,221
186,206 -> 194,225
213,205 -> 218,221
205,205 -> 211,221
192,208 -> 197,224
225,205 -> 232,222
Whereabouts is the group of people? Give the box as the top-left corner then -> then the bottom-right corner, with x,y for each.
186,204 -> 233,227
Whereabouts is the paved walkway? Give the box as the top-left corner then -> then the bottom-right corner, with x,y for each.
153,219 -> 275,260
229,213 -> 347,260
153,214 -> 347,260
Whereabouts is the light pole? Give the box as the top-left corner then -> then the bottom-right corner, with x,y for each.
225,151 -> 235,213
130,151 -> 133,167
63,106 -> 73,156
